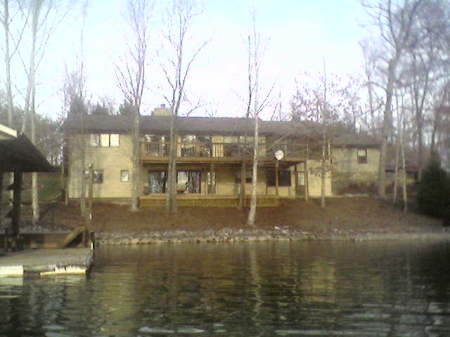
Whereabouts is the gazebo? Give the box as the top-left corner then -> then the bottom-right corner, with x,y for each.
0,133 -> 54,250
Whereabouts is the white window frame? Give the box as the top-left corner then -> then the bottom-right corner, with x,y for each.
120,170 -> 129,182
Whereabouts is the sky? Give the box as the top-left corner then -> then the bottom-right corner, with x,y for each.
4,0 -> 373,121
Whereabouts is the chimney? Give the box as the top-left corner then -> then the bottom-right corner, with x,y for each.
152,104 -> 170,116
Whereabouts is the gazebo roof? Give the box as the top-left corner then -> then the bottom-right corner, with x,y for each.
0,134 -> 54,172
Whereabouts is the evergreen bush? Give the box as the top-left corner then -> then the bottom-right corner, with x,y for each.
417,155 -> 450,218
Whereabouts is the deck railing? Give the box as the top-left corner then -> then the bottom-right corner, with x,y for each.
142,141 -> 310,159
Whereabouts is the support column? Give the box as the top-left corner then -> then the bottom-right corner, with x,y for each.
275,160 -> 279,197
238,161 -> 246,209
0,171 -> 3,222
11,169 -> 23,237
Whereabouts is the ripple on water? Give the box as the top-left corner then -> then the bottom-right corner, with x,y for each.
138,326 -> 176,334
45,332 -> 74,337
276,330 -> 388,336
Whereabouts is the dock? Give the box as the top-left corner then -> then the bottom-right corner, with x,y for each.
0,248 -> 93,277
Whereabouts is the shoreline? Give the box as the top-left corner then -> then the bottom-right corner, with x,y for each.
95,229 -> 450,246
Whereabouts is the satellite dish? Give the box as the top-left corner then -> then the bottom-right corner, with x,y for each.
274,150 -> 284,161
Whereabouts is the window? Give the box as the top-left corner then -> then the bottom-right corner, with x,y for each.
90,134 -> 100,147
110,134 -> 120,147
93,170 -> 103,183
148,171 -> 167,193
177,170 -> 201,193
120,170 -> 129,182
357,148 -> 368,164
266,169 -> 291,187
146,170 -> 201,194
90,134 -> 120,147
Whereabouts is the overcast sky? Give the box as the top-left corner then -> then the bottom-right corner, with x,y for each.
9,0 -> 372,120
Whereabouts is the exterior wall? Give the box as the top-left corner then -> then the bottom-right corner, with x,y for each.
306,159 -> 332,197
331,147 -> 380,194
68,134 -> 134,199
67,129 -> 379,201
215,166 -> 266,196
215,166 -> 235,195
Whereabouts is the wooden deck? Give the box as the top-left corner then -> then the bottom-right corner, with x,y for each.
139,194 -> 280,208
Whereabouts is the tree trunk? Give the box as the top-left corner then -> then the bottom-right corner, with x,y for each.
3,0 -> 13,128
130,107 -> 140,211
304,143 -> 309,201
87,163 -> 93,224
378,59 -> 397,199
238,160 -> 246,210
320,132 -> 326,209
247,116 -> 259,226
167,112 -> 177,214
30,2 -> 39,225
80,133 -> 86,216
401,117 -> 408,213
393,130 -> 400,204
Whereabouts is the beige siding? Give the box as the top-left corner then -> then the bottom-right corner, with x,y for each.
306,159 -> 332,197
215,166 -> 235,195
67,130 -> 380,201
332,147 -> 379,175
331,147 -> 380,194
68,134 -> 135,199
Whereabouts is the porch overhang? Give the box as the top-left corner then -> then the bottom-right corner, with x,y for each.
142,156 -> 305,168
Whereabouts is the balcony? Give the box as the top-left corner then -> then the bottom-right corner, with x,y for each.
141,140 -> 309,162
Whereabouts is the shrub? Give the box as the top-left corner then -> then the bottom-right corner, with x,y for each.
416,155 -> 450,218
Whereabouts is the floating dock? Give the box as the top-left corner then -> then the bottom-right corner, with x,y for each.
0,248 -> 93,277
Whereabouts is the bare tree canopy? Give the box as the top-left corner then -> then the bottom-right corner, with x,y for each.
115,0 -> 152,212
161,0 -> 207,214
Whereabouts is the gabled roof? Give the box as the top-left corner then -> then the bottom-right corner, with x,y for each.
63,114 -> 380,147
0,134 -> 54,172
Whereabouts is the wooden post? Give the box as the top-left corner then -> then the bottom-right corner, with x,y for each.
11,170 -> 23,237
238,161 -> 246,209
0,171 -> 3,222
275,160 -> 279,196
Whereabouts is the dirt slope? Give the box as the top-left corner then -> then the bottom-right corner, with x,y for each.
50,197 -> 442,234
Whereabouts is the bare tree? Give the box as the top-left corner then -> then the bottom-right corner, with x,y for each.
363,0 -> 425,198
62,65 -> 87,213
1,0 -> 26,128
245,14 -> 273,227
19,0 -> 69,224
1,0 -> 27,204
115,0 -> 151,211
26,0 -> 43,225
161,0 -> 206,215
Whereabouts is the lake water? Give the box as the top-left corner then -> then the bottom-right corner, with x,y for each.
1,240 -> 450,337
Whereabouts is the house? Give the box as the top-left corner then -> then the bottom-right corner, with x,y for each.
62,109 -> 380,207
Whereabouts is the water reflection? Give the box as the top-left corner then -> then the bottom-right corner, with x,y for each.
1,241 -> 450,336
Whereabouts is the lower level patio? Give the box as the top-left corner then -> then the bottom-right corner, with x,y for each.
139,194 -> 280,208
